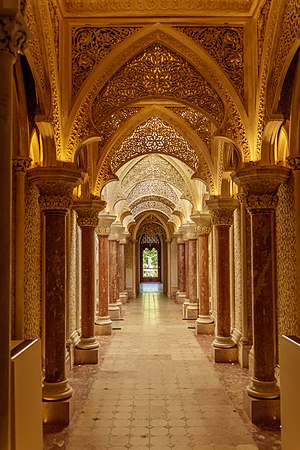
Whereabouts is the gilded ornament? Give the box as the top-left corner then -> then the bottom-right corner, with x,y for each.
0,15 -> 28,57
132,201 -> 172,218
13,157 -> 32,173
127,179 -> 179,206
287,156 -> 300,171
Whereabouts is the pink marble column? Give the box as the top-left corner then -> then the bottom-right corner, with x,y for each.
232,166 -> 290,409
95,215 -> 115,334
109,236 -> 121,319
118,236 -> 128,303
28,166 -> 83,404
182,238 -> 190,318
0,11 -> 27,447
206,198 -> 239,362
73,198 -> 106,364
186,235 -> 198,319
176,237 -> 186,304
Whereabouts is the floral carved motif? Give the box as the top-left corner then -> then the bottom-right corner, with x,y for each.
176,26 -> 244,99
73,199 -> 106,228
92,44 -> 224,126
127,179 -> 179,206
257,0 -> 271,71
130,195 -> 176,211
137,222 -> 166,239
132,201 -> 172,218
168,107 -> 213,153
48,0 -> 59,69
72,26 -> 140,98
110,117 -> 199,173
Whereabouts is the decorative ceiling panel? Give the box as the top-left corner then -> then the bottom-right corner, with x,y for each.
175,26 -> 244,99
110,117 -> 199,172
127,179 -> 179,205
129,195 -> 176,210
91,44 -> 225,126
72,26 -> 140,98
132,201 -> 172,218
168,107 -> 213,153
137,221 -> 167,239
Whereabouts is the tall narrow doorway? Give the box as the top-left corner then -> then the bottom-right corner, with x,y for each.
140,234 -> 161,282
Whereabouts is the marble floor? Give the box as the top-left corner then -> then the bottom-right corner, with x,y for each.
44,287 -> 281,450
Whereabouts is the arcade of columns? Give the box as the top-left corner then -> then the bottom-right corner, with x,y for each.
0,1 -> 300,449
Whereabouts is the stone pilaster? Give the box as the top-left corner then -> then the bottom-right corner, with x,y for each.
28,165 -> 83,423
109,223 -> 123,319
95,215 -> 116,335
119,232 -> 129,304
0,10 -> 28,449
12,157 -> 31,339
232,165 -> 290,424
206,197 -> 239,363
192,213 -> 214,334
176,235 -> 186,304
181,223 -> 198,319
182,236 -> 190,318
73,198 -> 106,364
287,156 -> 300,336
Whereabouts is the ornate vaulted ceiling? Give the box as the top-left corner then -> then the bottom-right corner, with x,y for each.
24,0 -> 299,237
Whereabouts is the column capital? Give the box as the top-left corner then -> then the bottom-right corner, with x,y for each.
73,198 -> 106,228
109,222 -> 125,241
180,222 -> 197,240
96,214 -> 116,236
190,212 -> 212,236
12,156 -> 31,173
231,165 -> 291,212
287,155 -> 300,170
27,165 -> 84,212
205,197 -> 239,226
0,12 -> 28,59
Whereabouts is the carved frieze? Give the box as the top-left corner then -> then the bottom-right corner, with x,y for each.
127,179 -> 179,206
132,201 -> 172,218
91,44 -> 225,126
96,107 -> 141,148
176,26 -> 244,99
129,195 -> 176,211
137,221 -> 166,239
110,117 -> 199,173
72,27 -> 140,98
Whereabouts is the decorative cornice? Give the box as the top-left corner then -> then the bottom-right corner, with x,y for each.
73,198 -> 106,228
0,14 -> 28,58
206,197 -> 239,226
13,156 -> 32,173
231,165 -> 291,212
27,166 -> 84,212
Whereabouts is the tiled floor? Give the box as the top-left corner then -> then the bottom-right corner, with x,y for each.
44,288 -> 281,450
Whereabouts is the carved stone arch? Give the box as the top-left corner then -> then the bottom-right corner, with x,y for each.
261,120 -> 287,166
65,23 -> 249,162
94,105 -> 217,195
131,211 -> 172,242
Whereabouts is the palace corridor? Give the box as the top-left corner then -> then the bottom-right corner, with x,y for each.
44,286 -> 280,450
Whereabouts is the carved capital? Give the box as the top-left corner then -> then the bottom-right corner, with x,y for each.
191,212 -> 212,235
13,156 -> 31,173
27,166 -> 84,212
206,197 -> 239,226
181,223 -> 197,240
196,225 -> 211,235
0,15 -> 28,58
96,214 -> 116,236
287,156 -> 300,171
232,165 -> 291,212
73,198 -> 106,228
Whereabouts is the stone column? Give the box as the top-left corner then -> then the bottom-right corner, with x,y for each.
232,165 -> 290,424
132,239 -> 137,298
12,157 -> 31,339
167,239 -> 172,298
287,156 -> 300,335
73,198 -> 106,364
192,214 -> 214,334
95,215 -> 115,335
119,232 -> 129,304
206,197 -> 239,363
28,166 -> 83,424
176,236 -> 186,304
182,236 -> 190,318
0,10 -> 27,449
185,225 -> 198,319
109,230 -> 121,319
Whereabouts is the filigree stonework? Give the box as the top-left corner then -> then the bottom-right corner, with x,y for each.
0,15 -> 28,57
176,26 -> 244,99
287,156 -> 300,171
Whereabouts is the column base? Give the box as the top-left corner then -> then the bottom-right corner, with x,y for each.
43,394 -> 76,425
74,347 -> 99,365
243,389 -> 280,425
212,345 -> 238,363
95,316 -> 112,335
116,300 -> 123,314
108,303 -> 121,319
238,340 -> 252,368
213,335 -> 236,348
119,292 -> 128,304
246,377 -> 280,399
76,336 -> 99,350
186,303 -> 198,319
182,300 -> 190,318
42,380 -> 74,402
196,317 -> 214,335
176,292 -> 186,304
